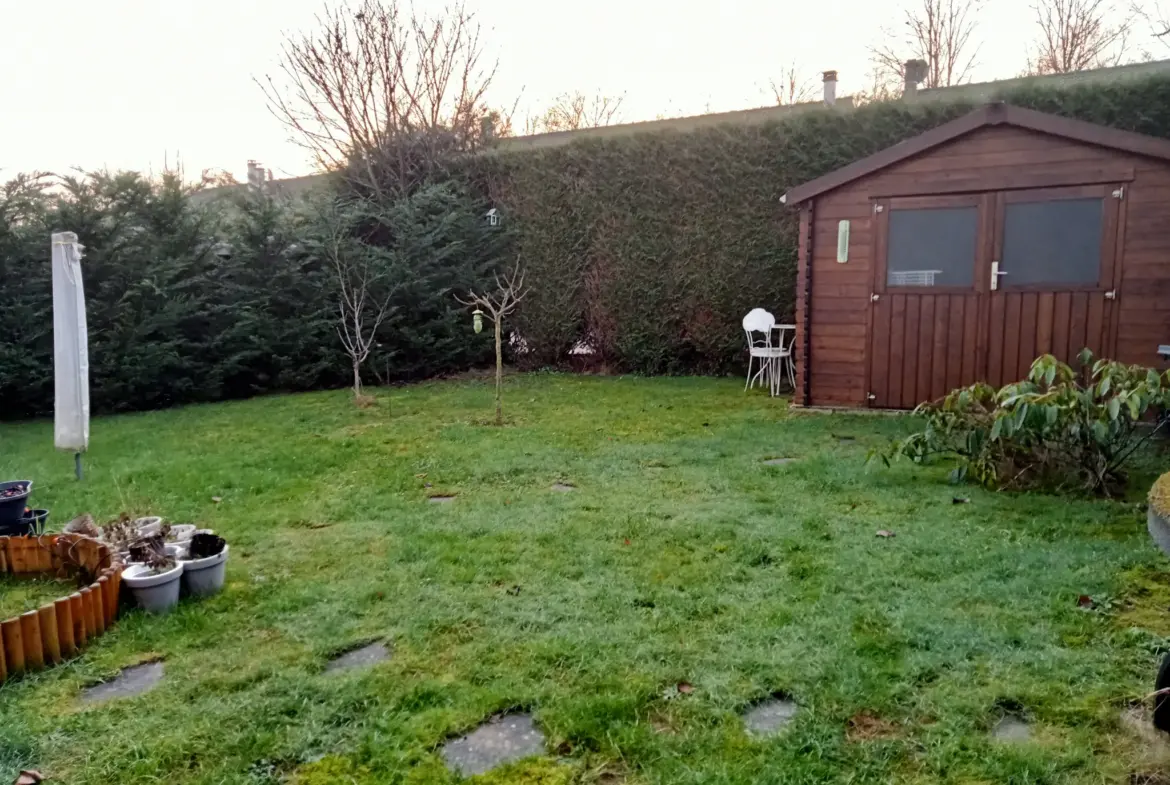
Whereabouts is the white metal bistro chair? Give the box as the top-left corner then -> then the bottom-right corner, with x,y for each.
743,309 -> 790,396
774,323 -> 796,391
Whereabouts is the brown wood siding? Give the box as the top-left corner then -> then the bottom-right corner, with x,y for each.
1119,159 -> 1170,370
802,124 -> 1170,407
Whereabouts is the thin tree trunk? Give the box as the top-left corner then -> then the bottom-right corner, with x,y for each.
494,316 -> 503,425
352,358 -> 362,399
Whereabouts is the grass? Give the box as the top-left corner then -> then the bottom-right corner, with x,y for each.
0,574 -> 79,620
0,373 -> 1168,784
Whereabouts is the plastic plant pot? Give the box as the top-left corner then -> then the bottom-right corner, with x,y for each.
0,481 -> 32,527
123,562 -> 184,614
134,517 -> 163,537
166,524 -> 196,542
181,545 -> 229,598
22,509 -> 48,535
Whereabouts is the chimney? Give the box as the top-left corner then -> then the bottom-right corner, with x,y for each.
903,59 -> 928,99
822,70 -> 838,106
246,160 -> 271,192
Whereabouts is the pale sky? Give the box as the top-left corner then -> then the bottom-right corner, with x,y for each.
0,0 -> 1143,182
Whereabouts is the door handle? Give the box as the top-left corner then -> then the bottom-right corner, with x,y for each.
990,261 -> 1007,291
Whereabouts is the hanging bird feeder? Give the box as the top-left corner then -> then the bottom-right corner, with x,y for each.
472,308 -> 484,334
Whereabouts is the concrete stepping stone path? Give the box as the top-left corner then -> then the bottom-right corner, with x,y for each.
991,714 -> 1031,743
442,713 -> 546,776
428,495 -> 457,504
82,661 -> 164,703
326,642 -> 391,672
763,458 -> 797,466
551,483 -> 576,492
743,696 -> 799,736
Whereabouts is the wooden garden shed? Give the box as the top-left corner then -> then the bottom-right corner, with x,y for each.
783,102 -> 1170,410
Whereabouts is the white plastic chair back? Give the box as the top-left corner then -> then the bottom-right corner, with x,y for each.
742,308 -> 776,350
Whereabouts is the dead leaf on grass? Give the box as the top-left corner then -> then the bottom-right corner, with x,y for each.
847,712 -> 901,741
14,772 -> 45,785
677,681 -> 694,694
1078,594 -> 1094,609
211,496 -> 222,504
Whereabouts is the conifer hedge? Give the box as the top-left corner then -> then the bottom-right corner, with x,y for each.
5,73 -> 1170,418
478,73 -> 1170,374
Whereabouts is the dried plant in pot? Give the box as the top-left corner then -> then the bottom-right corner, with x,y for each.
102,516 -> 139,556
180,532 -> 229,598
123,535 -> 184,614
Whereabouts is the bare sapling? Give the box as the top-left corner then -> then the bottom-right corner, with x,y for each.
456,266 -> 527,425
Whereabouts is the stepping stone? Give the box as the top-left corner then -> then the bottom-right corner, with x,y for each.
837,436 -> 857,444
991,714 -> 1031,743
551,483 -> 576,492
326,641 -> 391,672
82,661 -> 164,703
428,495 -> 457,504
442,713 -> 546,776
763,458 -> 797,466
743,696 -> 799,736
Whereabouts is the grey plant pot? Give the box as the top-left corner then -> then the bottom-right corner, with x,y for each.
123,563 -> 184,614
1148,507 -> 1170,557
181,545 -> 229,598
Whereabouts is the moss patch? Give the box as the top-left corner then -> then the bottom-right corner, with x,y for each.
1150,472 -> 1170,519
466,758 -> 575,785
1116,565 -> 1170,636
289,755 -> 374,785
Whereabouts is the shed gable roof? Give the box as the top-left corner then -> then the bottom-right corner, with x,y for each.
783,103 -> 1170,205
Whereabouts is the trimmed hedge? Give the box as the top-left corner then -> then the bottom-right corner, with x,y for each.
6,73 -> 1170,418
476,73 -> 1170,374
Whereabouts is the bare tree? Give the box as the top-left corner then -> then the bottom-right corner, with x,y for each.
1028,0 -> 1132,73
870,0 -> 985,91
766,63 -> 819,106
318,198 -> 396,402
456,266 -> 527,425
258,0 -> 498,197
534,91 -> 625,133
1133,0 -> 1170,42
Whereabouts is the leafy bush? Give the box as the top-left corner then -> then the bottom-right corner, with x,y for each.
876,352 -> 1170,495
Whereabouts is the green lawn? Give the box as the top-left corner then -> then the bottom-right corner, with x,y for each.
0,374 -> 1168,784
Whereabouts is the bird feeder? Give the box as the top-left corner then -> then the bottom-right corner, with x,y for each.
472,308 -> 484,334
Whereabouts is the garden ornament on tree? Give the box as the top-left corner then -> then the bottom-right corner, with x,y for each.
473,308 -> 484,334
51,232 -> 89,480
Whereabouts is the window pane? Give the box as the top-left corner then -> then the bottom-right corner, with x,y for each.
887,207 -> 977,287
1001,198 -> 1102,287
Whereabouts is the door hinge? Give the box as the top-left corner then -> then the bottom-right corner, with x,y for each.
1113,186 -> 1125,199
867,393 -> 877,401
873,204 -> 884,214
871,293 -> 880,302
1105,290 -> 1117,299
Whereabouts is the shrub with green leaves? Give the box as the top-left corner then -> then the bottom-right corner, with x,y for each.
875,351 -> 1170,495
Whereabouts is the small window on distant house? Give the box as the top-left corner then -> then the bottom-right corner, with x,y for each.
886,206 -> 978,287
1001,198 -> 1103,287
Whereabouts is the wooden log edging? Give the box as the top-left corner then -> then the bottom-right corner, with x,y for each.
0,534 -> 123,684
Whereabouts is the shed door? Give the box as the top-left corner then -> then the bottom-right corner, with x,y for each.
868,194 -> 992,409
984,185 -> 1123,387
